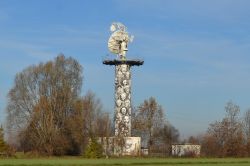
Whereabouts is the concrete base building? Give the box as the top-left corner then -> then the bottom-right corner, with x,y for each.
99,137 -> 141,156
172,144 -> 201,157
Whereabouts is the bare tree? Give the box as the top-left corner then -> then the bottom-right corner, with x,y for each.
133,97 -> 165,155
224,101 -> 244,156
6,55 -> 84,155
157,123 -> 179,155
82,91 -> 103,137
204,101 -> 245,157
96,112 -> 112,137
243,109 -> 250,139
243,109 -> 250,156
201,133 -> 219,157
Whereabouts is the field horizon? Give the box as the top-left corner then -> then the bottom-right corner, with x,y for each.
1,158 -> 250,166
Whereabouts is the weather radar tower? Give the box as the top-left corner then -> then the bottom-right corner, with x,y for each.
103,22 -> 143,138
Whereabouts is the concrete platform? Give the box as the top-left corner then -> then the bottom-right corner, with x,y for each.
98,137 -> 141,156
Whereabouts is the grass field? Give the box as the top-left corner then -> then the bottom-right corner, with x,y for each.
0,158 -> 250,166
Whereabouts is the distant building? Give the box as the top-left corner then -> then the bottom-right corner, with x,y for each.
141,147 -> 148,156
172,144 -> 201,157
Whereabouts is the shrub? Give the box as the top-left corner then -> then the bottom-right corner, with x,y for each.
84,137 -> 103,158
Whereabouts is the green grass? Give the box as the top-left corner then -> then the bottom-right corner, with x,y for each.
0,158 -> 250,166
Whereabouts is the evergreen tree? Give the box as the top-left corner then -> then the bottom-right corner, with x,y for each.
84,136 -> 103,158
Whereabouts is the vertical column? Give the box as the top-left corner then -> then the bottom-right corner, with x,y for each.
114,64 -> 131,137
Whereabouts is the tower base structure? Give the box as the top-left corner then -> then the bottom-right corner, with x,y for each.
98,137 -> 141,156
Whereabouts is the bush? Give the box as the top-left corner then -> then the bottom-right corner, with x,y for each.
84,137 -> 103,158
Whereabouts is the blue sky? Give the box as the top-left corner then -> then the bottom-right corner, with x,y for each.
1,0 -> 250,138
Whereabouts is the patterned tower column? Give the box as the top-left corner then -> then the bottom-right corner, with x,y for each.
114,64 -> 131,137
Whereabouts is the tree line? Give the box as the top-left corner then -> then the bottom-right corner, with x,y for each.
187,101 -> 250,157
3,55 -> 178,157
5,55 -> 110,156
3,55 -> 250,157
